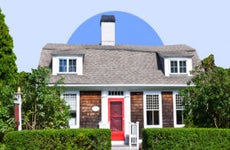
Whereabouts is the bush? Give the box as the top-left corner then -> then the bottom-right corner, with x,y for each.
4,128 -> 111,150
142,128 -> 230,150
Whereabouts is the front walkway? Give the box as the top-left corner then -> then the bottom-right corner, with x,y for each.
111,141 -> 141,150
112,145 -> 139,150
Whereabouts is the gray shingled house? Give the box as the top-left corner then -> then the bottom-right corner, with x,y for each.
38,15 -> 200,143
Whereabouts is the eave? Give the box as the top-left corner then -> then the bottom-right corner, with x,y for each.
48,83 -> 194,91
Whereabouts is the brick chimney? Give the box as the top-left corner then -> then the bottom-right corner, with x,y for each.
100,15 -> 115,46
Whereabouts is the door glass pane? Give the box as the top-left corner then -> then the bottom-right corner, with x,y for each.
111,118 -> 122,131
110,102 -> 122,131
111,102 -> 122,116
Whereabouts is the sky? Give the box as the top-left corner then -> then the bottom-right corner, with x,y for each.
0,0 -> 229,72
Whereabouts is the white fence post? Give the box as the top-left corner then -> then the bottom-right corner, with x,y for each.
129,121 -> 139,149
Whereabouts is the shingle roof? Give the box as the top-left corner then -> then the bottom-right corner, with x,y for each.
39,44 -> 200,85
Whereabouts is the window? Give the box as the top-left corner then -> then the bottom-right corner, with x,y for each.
173,93 -> 185,127
69,59 -> 77,72
59,58 -> 77,73
63,92 -> 79,128
170,60 -> 187,74
52,55 -> 83,75
170,61 -> 178,73
59,59 -> 67,72
179,61 -> 187,73
144,92 -> 162,128
146,95 -> 159,125
108,91 -> 124,96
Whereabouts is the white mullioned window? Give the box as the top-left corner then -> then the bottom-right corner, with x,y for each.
170,60 -> 187,74
52,55 -> 83,75
62,91 -> 80,128
144,91 -> 162,128
173,91 -> 185,127
59,58 -> 77,73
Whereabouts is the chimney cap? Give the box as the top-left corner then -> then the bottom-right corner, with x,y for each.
100,15 -> 115,23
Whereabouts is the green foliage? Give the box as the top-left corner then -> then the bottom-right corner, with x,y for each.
18,66 -> 70,130
0,9 -> 17,137
180,55 -> 230,128
142,128 -> 230,150
0,9 -> 17,81
4,128 -> 111,150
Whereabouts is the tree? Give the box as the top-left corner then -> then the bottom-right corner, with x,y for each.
18,67 -> 70,130
180,55 -> 230,128
0,9 -> 18,134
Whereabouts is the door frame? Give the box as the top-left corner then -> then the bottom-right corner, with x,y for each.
108,98 -> 125,140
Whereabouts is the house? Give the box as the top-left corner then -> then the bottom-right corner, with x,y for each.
38,15 -> 200,142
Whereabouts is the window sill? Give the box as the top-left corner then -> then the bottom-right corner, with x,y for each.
174,124 -> 185,128
144,125 -> 162,128
168,73 -> 191,77
69,125 -> 79,129
57,72 -> 78,75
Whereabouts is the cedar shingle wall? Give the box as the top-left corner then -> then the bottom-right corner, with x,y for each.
131,92 -> 143,138
162,91 -> 174,127
80,91 -> 101,128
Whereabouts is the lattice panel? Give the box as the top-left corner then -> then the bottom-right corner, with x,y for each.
146,95 -> 159,110
176,95 -> 184,110
63,94 -> 77,111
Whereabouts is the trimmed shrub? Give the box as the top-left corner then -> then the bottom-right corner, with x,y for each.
4,128 -> 111,150
142,128 -> 230,150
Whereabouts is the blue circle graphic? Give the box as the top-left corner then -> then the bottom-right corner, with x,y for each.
68,11 -> 163,46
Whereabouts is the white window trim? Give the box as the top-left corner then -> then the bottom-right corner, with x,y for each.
173,91 -> 185,128
164,57 -> 192,76
143,91 -> 162,128
61,91 -> 80,128
52,55 -> 83,75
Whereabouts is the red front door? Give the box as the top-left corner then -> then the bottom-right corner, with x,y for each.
108,98 -> 124,140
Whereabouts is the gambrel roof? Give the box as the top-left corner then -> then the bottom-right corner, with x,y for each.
39,43 -> 200,86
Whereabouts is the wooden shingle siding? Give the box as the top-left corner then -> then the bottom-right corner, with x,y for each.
162,91 -> 174,127
80,91 -> 101,128
131,92 -> 143,138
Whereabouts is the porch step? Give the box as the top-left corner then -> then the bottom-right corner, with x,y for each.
112,145 -> 139,150
111,140 -> 141,150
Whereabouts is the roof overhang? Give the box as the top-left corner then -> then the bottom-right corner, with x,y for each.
48,83 -> 194,91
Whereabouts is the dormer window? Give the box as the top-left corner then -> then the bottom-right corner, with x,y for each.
59,58 -> 77,73
163,57 -> 192,76
170,60 -> 187,74
52,55 -> 83,75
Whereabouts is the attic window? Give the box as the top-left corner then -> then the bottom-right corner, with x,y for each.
52,55 -> 83,75
170,60 -> 187,74
59,58 -> 77,73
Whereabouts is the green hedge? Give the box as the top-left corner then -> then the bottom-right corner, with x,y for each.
142,128 -> 230,150
4,128 -> 111,150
